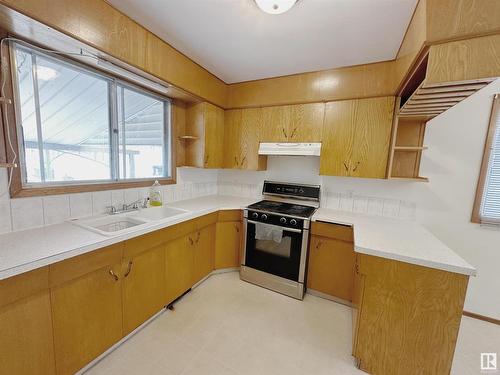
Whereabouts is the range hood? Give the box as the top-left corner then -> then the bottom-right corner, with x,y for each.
258,143 -> 321,156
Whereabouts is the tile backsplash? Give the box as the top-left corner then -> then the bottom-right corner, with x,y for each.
0,166 -> 416,234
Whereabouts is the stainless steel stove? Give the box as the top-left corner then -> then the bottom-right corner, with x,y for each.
240,181 -> 321,300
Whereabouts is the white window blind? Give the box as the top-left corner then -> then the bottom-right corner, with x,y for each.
480,94 -> 500,223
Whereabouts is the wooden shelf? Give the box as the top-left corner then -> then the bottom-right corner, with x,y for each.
388,176 -> 429,182
394,146 -> 428,151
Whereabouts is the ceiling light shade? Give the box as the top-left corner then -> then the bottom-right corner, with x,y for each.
255,0 -> 297,14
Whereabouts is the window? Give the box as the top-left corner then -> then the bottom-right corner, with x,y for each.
11,42 -> 171,189
473,94 -> 500,223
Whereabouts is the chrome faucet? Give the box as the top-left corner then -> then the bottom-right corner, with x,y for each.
107,198 -> 148,215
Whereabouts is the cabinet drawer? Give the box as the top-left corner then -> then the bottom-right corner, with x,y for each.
0,267 -> 49,308
49,243 -> 124,287
218,209 -> 242,222
311,221 -> 353,242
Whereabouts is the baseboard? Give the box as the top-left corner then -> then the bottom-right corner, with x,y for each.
463,310 -> 500,325
306,288 -> 352,307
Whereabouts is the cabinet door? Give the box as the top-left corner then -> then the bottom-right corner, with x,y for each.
261,105 -> 290,142
350,96 -> 394,178
193,224 -> 216,284
223,109 -> 243,169
215,221 -> 241,269
204,103 -> 225,168
289,103 -> 325,142
51,264 -> 123,375
0,292 -> 56,375
307,235 -> 355,301
165,235 -> 194,304
122,245 -> 166,335
319,100 -> 357,176
240,107 -> 267,170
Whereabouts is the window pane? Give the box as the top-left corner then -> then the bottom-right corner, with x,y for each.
15,48 -> 41,183
35,55 -> 111,182
118,86 -> 166,179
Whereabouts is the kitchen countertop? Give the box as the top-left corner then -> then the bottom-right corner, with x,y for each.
0,195 -> 476,280
312,208 -> 476,276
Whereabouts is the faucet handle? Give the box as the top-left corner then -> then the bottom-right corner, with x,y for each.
106,205 -> 117,215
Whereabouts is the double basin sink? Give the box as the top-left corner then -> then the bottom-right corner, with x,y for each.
70,206 -> 190,236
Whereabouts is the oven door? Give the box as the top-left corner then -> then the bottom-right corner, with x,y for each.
244,220 -> 304,282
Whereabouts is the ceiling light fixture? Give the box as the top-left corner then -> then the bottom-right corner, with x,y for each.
255,0 -> 298,15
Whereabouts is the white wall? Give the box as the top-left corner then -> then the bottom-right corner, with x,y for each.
219,79 -> 500,320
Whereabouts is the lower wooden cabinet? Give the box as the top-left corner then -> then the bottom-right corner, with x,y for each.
192,224 -> 216,284
215,221 -> 242,269
165,235 -> 193,305
0,291 -> 56,375
307,234 -> 355,301
122,244 -> 166,335
50,246 -> 123,375
353,254 -> 469,375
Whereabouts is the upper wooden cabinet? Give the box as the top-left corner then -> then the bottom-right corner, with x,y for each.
320,96 -> 395,179
261,103 -> 325,142
223,108 -> 267,170
185,102 -> 225,168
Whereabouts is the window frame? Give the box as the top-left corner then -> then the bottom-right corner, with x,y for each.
4,40 -> 176,198
472,93 -> 500,223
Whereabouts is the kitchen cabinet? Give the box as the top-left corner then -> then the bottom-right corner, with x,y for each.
223,108 -> 267,170
185,102 -> 225,168
192,224 -> 216,284
165,234 -> 193,305
320,96 -> 395,178
352,254 -> 469,375
215,221 -> 242,269
0,268 -> 55,375
261,103 -> 324,142
121,243 -> 166,335
49,244 -> 124,375
307,222 -> 355,301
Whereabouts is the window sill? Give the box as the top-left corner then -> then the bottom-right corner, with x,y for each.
9,178 -> 176,198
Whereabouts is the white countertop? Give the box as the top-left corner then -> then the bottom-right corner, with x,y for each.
0,195 -> 476,280
312,208 -> 476,276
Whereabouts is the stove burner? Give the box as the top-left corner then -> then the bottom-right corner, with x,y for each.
247,200 -> 317,218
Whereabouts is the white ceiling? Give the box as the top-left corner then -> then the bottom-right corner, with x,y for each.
107,0 -> 418,84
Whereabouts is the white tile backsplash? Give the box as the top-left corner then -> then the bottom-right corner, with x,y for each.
11,197 -> 44,231
0,167 -> 418,233
70,193 -> 93,219
43,195 -> 70,225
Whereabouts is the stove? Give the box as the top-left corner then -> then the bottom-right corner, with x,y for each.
240,181 -> 321,300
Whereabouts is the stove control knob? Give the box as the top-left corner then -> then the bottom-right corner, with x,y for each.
280,217 -> 287,224
252,212 -> 259,219
261,214 -> 268,220
290,219 -> 298,226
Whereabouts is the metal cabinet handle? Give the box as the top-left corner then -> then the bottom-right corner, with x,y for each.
234,156 -> 239,167
108,269 -> 119,281
204,154 -> 209,166
315,241 -> 322,250
234,224 -> 240,233
240,156 -> 246,167
282,128 -> 288,139
195,231 -> 201,244
188,236 -> 194,246
290,127 -> 297,139
343,161 -> 349,172
355,264 -> 360,274
352,161 -> 360,172
124,260 -> 133,278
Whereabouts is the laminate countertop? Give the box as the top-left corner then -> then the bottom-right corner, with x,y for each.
0,195 -> 476,280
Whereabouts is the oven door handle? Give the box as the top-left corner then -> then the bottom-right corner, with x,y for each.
247,220 -> 303,233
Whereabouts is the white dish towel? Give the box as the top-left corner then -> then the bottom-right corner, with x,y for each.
255,223 -> 283,243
